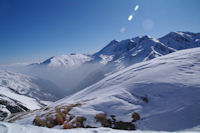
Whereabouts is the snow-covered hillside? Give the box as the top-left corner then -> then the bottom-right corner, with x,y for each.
0,122 -> 200,133
0,70 -> 65,101
0,70 -> 67,120
0,86 -> 43,120
7,47 -> 200,131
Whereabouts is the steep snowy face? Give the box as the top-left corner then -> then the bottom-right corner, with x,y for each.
93,36 -> 175,71
92,32 -> 200,72
158,31 -> 200,50
120,36 -> 175,64
94,40 -> 120,56
8,47 -> 200,131
38,54 -> 92,67
94,39 -> 137,56
94,39 -> 136,63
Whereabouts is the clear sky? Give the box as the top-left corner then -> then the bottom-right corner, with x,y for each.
0,0 -> 200,64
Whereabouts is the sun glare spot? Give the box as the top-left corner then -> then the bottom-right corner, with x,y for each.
128,15 -> 133,21
134,5 -> 139,11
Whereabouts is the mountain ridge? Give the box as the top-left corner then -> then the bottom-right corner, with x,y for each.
21,31 -> 200,98
30,31 -> 200,69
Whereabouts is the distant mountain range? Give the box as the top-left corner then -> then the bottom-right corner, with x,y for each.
0,31 -> 200,131
27,31 -> 200,95
31,31 -> 200,70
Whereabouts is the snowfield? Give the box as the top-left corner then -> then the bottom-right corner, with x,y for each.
6,47 -> 200,131
0,122 -> 200,133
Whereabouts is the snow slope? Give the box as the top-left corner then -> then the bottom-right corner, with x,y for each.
0,86 -> 43,120
0,70 -> 65,101
0,70 -> 66,120
8,47 -> 200,131
0,86 -> 43,110
0,122 -> 199,133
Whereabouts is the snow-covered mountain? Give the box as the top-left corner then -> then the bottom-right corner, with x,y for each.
24,31 -> 200,98
93,32 -> 200,71
31,32 -> 200,70
0,70 -> 67,120
29,32 -> 200,77
31,53 -> 92,68
159,31 -> 200,50
6,47 -> 200,131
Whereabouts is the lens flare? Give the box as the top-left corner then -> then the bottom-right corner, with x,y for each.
120,27 -> 126,33
134,5 -> 139,11
128,15 -> 133,21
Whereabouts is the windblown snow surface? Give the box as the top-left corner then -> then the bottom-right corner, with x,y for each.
0,122 -> 200,133
6,47 -> 200,132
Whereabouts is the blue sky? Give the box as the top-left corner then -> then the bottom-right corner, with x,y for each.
0,0 -> 200,64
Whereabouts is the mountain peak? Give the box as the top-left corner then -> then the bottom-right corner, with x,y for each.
110,39 -> 119,44
159,31 -> 200,50
35,54 -> 92,67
